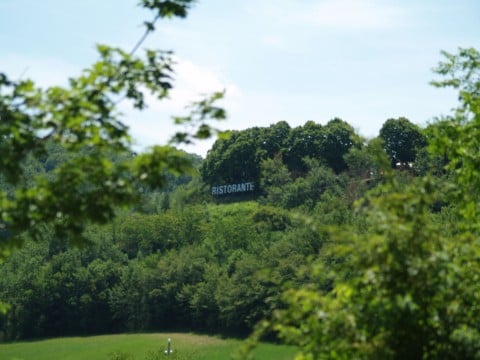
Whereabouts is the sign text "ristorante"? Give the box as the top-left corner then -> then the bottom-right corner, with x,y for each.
211,182 -> 255,196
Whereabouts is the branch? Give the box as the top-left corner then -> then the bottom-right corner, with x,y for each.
130,15 -> 160,56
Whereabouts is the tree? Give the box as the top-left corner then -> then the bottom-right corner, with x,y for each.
344,137 -> 387,180
201,119 -> 359,188
201,122 -> 291,186
0,0 -> 225,261
258,121 -> 291,159
379,117 -> 427,167
320,118 -> 360,173
284,121 -> 323,175
429,47 -> 480,226
259,155 -> 292,205
201,129 -> 258,185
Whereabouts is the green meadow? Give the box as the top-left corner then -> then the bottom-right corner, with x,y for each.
0,333 -> 296,360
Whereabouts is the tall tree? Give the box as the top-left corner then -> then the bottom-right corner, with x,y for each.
201,122 -> 291,186
201,128 -> 262,185
379,117 -> 427,167
284,121 -> 323,174
321,118 -> 360,173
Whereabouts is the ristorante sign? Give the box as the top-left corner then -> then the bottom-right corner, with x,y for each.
211,182 -> 255,196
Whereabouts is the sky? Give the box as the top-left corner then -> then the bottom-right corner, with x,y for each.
1,0 -> 479,157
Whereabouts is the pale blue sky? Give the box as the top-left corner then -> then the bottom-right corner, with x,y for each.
1,0 -> 479,156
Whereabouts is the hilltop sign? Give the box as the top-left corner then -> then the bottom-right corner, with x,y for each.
211,182 -> 255,196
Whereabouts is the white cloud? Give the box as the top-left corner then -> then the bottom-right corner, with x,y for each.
121,56 -> 242,156
154,56 -> 242,112
257,0 -> 407,30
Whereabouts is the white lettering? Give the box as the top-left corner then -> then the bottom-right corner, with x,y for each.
211,182 -> 256,196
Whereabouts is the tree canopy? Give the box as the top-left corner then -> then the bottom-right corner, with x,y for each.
379,117 -> 426,167
201,118 -> 360,190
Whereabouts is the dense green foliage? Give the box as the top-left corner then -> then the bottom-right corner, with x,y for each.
0,108 -> 415,342
2,0 -> 480,359
0,143 -> 357,339
3,48 -> 475,354
200,118 -> 360,188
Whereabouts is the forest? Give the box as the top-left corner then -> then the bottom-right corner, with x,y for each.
0,113 -> 428,339
0,114 -> 418,340
1,1 -> 480,359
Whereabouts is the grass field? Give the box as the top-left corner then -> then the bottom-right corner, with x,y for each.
0,333 -> 296,360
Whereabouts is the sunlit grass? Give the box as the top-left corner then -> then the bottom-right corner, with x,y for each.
0,332 -> 296,360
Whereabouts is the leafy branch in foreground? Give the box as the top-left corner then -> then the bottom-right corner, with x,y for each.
240,47 -> 480,360
429,47 -> 480,227
0,0 -> 224,259
171,90 -> 229,144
